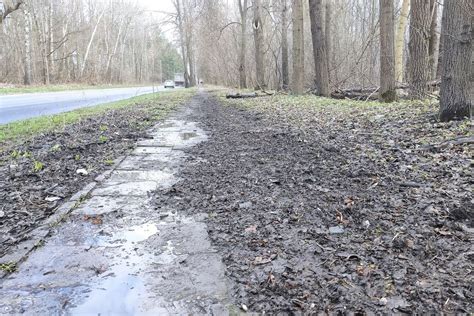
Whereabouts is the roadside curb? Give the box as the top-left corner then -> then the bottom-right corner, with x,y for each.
0,156 -> 126,279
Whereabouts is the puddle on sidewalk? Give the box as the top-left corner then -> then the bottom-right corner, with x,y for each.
121,223 -> 158,243
71,223 -> 159,315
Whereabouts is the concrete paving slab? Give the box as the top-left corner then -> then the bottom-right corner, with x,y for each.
91,181 -> 159,196
0,94 -> 232,315
73,196 -> 150,216
132,146 -> 173,155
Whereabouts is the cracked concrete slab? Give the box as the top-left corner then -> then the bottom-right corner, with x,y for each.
0,94 -> 233,315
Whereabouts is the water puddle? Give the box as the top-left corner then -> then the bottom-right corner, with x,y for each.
71,223 -> 158,314
121,223 -> 158,243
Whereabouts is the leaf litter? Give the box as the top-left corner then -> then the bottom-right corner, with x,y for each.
153,91 -> 472,314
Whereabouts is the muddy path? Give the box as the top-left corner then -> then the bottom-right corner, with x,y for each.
0,92 -> 232,315
0,94 -> 182,258
155,91 -> 472,314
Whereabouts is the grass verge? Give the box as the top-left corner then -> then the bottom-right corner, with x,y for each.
0,88 -> 196,147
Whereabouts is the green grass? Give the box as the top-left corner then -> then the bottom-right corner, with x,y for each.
0,89 -> 196,146
0,262 -> 17,273
0,83 -> 155,95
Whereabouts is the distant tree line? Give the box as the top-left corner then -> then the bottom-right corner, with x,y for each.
1,0 -> 471,121
0,0 -> 183,85
169,0 -> 471,121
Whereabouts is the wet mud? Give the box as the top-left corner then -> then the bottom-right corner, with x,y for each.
154,91 -> 472,314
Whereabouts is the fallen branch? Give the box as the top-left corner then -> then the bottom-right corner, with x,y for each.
226,92 -> 274,99
418,136 -> 474,152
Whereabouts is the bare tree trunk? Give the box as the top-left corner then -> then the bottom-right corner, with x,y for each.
238,0 -> 248,89
23,4 -> 31,85
291,0 -> 304,94
379,0 -> 396,102
253,0 -> 265,89
395,0 -> 410,83
408,0 -> 430,98
48,0 -> 54,82
175,0 -> 190,87
309,0 -> 329,96
325,0 -> 331,85
428,0 -> 439,80
0,0 -> 23,24
105,18 -> 126,83
81,8 -> 105,79
439,0 -> 472,121
281,0 -> 289,90
183,1 -> 196,87
31,10 -> 50,85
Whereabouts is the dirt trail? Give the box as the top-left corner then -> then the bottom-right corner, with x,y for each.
0,90 -> 471,314
155,91 -> 472,314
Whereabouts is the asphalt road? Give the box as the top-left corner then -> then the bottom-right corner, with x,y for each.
0,86 -> 168,124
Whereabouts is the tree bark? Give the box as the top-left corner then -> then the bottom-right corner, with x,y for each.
253,0 -> 265,89
408,0 -> 430,98
281,0 -> 289,90
379,0 -> 396,102
428,0 -> 439,80
48,0 -> 54,81
0,0 -> 23,24
238,0 -> 248,89
183,1 -> 196,87
291,0 -> 304,94
174,0 -> 190,87
23,4 -> 31,85
439,0 -> 472,121
395,0 -> 410,83
325,0 -> 331,85
309,0 -> 329,96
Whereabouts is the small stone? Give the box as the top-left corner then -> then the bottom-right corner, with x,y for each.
76,168 -> 89,176
45,196 -> 61,202
241,304 -> 248,312
329,226 -> 345,234
363,220 -> 370,228
0,211 -> 5,218
379,297 -> 388,305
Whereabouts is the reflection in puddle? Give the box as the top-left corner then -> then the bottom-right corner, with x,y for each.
72,266 -> 146,315
72,223 -> 158,315
121,223 -> 158,243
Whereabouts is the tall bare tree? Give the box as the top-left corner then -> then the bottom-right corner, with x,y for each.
428,0 -> 440,80
22,3 -> 31,85
379,0 -> 396,102
238,0 -> 248,89
291,0 -> 304,94
325,0 -> 331,85
395,0 -> 410,83
309,0 -> 329,96
0,0 -> 23,24
280,0 -> 289,90
408,0 -> 430,98
439,0 -> 472,121
253,0 -> 265,89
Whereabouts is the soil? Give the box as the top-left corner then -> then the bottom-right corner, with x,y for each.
0,102 -> 175,257
154,91 -> 472,314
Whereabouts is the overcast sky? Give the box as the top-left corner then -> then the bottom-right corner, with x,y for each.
138,0 -> 177,41
139,0 -> 175,14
